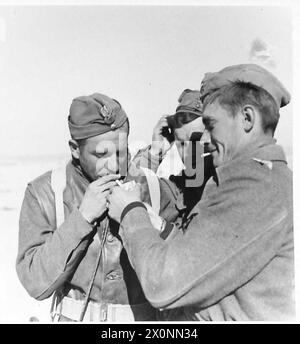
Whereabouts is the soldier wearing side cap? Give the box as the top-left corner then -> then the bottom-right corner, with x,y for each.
16,93 -> 181,322
107,64 -> 294,321
133,89 -> 215,227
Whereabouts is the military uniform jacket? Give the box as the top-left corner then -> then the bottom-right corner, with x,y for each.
119,141 -> 295,321
16,159 -> 182,320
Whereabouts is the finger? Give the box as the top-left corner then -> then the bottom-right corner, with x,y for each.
107,185 -> 121,197
106,187 -> 120,203
93,174 -> 121,186
106,193 -> 112,204
111,185 -> 123,195
159,121 -> 168,129
157,123 -> 168,134
102,190 -> 110,199
102,190 -> 110,208
160,115 -> 168,120
155,116 -> 167,128
158,117 -> 168,125
97,181 -> 119,193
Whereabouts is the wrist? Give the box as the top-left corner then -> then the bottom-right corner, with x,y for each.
78,207 -> 95,225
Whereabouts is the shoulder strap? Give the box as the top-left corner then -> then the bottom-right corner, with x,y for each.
49,161 -> 68,321
51,162 -> 67,227
140,166 -> 160,215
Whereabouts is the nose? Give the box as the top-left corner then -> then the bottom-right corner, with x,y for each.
200,129 -> 211,146
106,155 -> 119,174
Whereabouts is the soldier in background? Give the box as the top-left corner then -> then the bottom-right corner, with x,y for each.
134,88 -> 215,222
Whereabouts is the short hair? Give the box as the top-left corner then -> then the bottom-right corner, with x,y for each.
77,118 -> 130,148
169,112 -> 200,129
203,81 -> 280,134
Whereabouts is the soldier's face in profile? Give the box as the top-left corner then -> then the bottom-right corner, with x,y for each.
78,128 -> 129,181
202,101 -> 244,168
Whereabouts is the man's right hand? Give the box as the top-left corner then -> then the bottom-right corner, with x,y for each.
79,174 -> 120,224
150,115 -> 173,157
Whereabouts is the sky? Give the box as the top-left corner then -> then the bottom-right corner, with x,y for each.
0,5 -> 293,157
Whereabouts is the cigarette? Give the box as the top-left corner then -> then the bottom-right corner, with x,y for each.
201,152 -> 212,158
116,180 -> 123,186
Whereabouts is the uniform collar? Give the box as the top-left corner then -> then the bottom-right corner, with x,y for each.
68,159 -> 90,191
214,138 -> 287,185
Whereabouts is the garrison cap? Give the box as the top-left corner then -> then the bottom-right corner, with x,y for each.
68,93 -> 128,140
200,64 -> 290,109
166,89 -> 202,130
175,89 -> 203,116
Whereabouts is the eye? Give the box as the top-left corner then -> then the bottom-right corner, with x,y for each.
95,148 -> 108,158
206,123 -> 214,131
95,153 -> 104,158
203,118 -> 215,132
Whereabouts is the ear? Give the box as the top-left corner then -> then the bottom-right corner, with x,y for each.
68,139 -> 80,160
241,105 -> 256,133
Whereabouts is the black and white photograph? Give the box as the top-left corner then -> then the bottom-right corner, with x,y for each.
0,0 -> 298,324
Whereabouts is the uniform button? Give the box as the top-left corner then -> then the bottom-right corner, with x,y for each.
106,233 -> 115,243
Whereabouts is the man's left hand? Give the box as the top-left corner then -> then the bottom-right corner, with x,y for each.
107,184 -> 142,223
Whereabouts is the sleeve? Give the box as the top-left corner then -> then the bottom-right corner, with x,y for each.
131,144 -> 162,173
118,174 -> 291,310
128,150 -> 183,224
16,184 -> 94,300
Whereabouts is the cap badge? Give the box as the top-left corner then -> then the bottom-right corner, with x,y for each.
101,105 -> 116,124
